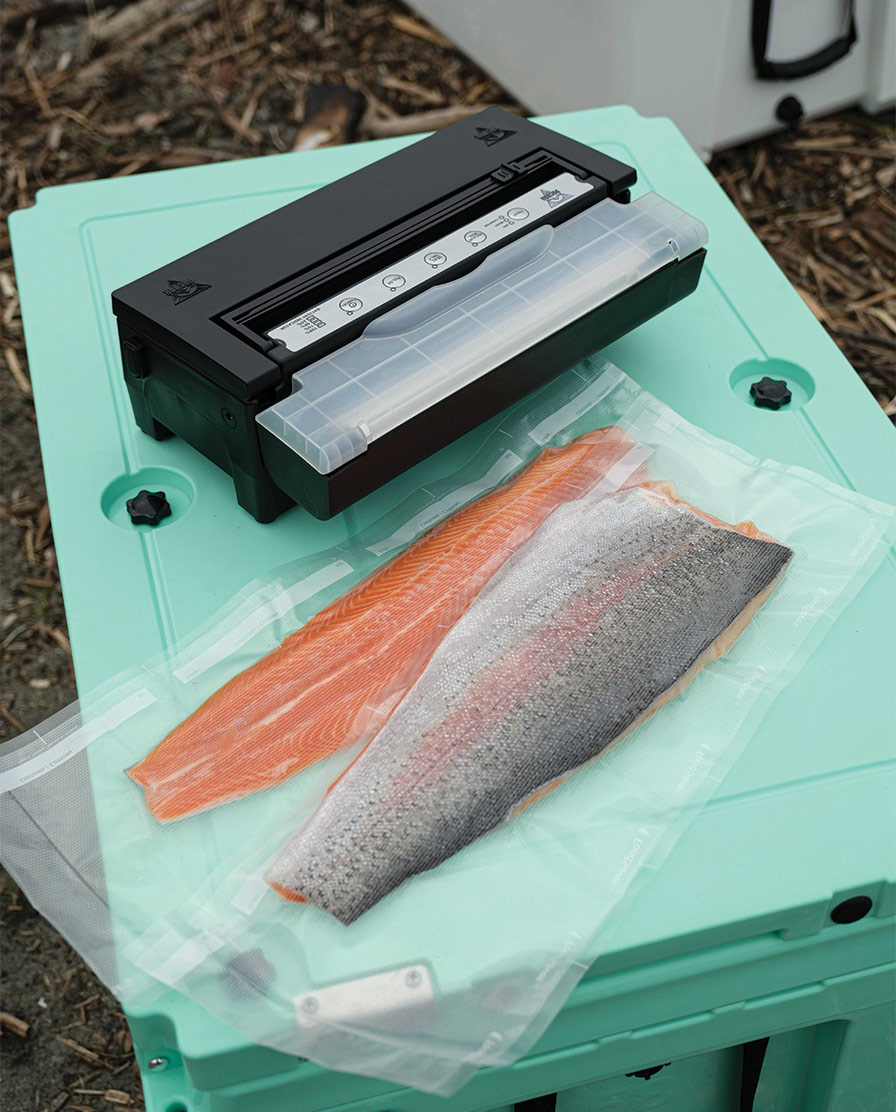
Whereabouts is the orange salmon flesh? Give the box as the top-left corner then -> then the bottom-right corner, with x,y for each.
129,427 -> 643,821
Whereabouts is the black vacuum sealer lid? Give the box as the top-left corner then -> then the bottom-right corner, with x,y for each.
111,108 -> 637,402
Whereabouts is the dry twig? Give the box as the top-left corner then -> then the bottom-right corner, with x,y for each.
363,103 -> 522,139
0,1011 -> 30,1037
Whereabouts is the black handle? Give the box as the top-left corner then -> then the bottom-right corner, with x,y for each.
752,0 -> 857,80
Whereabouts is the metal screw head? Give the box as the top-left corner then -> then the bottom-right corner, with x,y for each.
147,1057 -> 168,1071
405,969 -> 422,988
300,996 -> 319,1014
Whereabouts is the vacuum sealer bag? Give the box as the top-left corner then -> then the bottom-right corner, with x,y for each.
1,361 -> 893,1096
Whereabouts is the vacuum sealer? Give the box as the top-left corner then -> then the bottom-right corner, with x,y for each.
112,108 -> 708,521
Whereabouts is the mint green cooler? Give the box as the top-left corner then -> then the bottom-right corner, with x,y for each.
10,107 -> 895,1112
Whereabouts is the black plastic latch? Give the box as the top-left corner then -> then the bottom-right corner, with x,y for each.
126,489 -> 171,526
626,1063 -> 670,1081
491,165 -> 515,183
750,376 -> 792,410
123,337 -> 147,379
267,343 -> 293,366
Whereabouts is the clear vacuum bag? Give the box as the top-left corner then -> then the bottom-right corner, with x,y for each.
1,361 -> 892,1095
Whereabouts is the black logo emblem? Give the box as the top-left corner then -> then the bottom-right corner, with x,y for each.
474,126 -> 516,146
163,278 -> 211,305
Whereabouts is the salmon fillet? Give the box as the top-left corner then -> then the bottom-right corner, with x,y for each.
129,426 -> 641,821
266,483 -> 793,923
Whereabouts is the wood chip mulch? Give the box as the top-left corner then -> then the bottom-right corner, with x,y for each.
711,115 -> 895,413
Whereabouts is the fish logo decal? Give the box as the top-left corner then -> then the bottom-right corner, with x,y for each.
163,278 -> 211,305
474,126 -> 516,146
539,187 -> 572,208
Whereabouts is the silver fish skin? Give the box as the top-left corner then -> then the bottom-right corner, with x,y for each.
267,486 -> 792,923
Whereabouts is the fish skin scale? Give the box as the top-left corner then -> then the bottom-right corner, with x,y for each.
267,486 -> 792,924
130,427 -> 640,821
383,561 -> 664,802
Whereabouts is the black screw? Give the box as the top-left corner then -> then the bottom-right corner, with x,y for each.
775,95 -> 804,126
221,407 -> 237,428
126,490 -> 171,527
830,895 -> 872,924
750,377 -> 792,410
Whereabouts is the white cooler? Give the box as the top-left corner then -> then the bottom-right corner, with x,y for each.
410,0 -> 896,158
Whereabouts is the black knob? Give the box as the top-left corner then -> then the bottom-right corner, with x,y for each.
775,95 -> 804,125
126,489 -> 171,526
750,377 -> 792,410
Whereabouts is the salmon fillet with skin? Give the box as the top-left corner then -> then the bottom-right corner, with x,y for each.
266,483 -> 793,923
129,426 -> 642,822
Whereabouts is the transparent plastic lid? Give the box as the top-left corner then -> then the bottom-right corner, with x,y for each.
256,193 -> 708,475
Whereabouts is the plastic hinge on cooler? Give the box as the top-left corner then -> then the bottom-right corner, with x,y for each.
256,193 -> 708,475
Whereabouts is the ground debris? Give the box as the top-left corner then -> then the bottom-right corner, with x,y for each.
55,1035 -> 105,1065
0,1010 -> 31,1037
293,83 -> 365,150
0,703 -> 25,731
3,345 -> 32,396
41,1093 -> 70,1112
712,113 -> 896,413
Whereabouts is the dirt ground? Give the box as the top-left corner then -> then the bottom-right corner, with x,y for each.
1,2 -> 893,1110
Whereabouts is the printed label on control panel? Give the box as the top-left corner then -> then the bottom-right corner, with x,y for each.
266,172 -> 594,353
